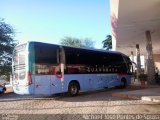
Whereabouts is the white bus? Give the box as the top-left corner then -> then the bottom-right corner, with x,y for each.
12,41 -> 133,96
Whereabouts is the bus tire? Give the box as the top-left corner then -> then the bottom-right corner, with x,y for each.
120,78 -> 127,89
68,82 -> 79,97
1,88 -> 6,94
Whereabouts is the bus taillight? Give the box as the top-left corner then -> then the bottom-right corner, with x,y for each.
27,72 -> 32,85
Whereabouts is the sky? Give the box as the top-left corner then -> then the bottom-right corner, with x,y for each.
0,0 -> 111,49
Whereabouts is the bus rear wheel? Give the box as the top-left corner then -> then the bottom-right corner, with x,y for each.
68,82 -> 79,97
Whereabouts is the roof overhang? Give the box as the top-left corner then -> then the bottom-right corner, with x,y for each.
110,0 -> 160,56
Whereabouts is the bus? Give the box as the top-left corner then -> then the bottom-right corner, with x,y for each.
12,41 -> 133,96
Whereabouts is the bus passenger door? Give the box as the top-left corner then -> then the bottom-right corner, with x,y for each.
34,75 -> 51,95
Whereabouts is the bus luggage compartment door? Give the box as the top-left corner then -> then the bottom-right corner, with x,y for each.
34,75 -> 51,95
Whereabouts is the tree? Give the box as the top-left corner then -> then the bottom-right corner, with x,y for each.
82,38 -> 94,48
102,35 -> 112,50
0,19 -> 16,81
60,36 -> 94,48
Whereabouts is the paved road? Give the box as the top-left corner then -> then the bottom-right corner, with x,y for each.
0,88 -> 159,115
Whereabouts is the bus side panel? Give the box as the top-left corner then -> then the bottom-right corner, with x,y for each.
12,84 -> 34,95
84,74 -> 108,90
62,74 -> 109,92
96,74 -> 119,88
50,76 -> 64,94
105,74 -> 116,88
61,74 -> 100,92
34,75 -> 51,95
62,75 -> 85,92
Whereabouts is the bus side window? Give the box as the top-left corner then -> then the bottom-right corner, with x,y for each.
34,43 -> 59,75
57,49 -> 60,64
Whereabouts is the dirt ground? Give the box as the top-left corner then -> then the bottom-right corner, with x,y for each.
0,88 -> 159,115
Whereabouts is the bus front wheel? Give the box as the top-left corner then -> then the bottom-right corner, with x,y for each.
68,82 -> 79,97
120,79 -> 127,89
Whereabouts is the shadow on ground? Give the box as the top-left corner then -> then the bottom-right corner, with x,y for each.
0,86 -> 146,102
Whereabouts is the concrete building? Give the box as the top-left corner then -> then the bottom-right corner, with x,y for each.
110,0 -> 160,84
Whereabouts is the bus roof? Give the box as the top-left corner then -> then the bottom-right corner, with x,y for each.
17,41 -> 128,57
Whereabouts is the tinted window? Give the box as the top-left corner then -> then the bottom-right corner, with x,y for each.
34,43 -> 59,75
34,43 -> 59,64
64,47 -> 124,65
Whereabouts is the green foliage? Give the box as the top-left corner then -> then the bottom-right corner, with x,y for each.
102,35 -> 112,50
138,73 -> 148,81
0,18 -> 16,81
60,36 -> 94,48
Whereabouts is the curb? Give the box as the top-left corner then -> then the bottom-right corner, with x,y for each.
112,93 -> 160,103
141,96 -> 160,103
112,93 -> 140,100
